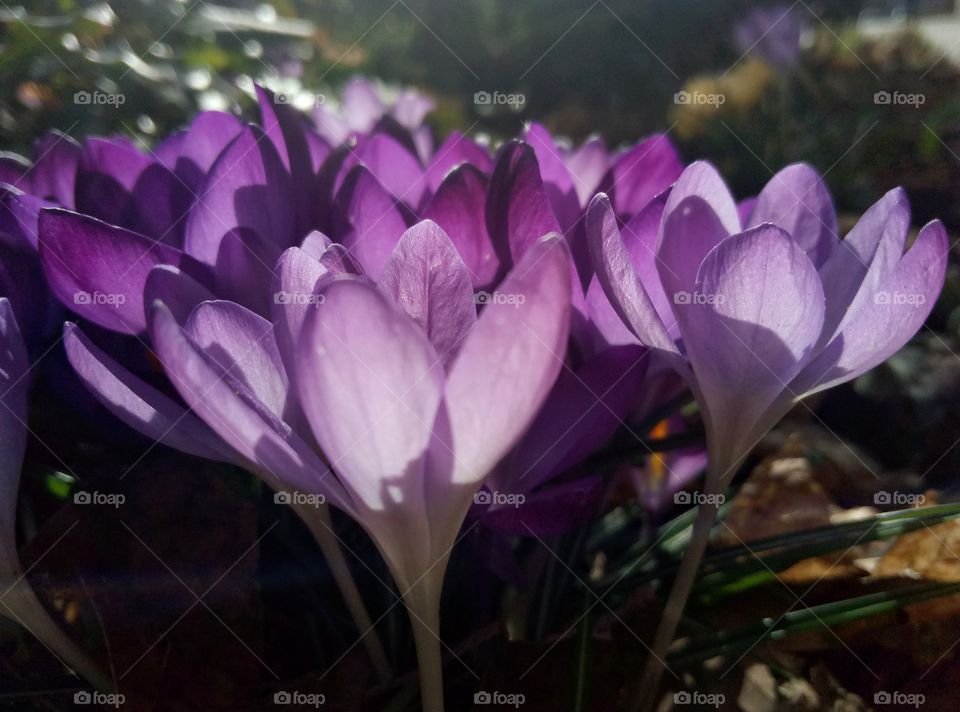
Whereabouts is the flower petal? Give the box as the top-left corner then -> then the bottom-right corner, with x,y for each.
423,131 -> 493,194
422,164 -> 499,288
441,234 -> 572,486
602,134 -> 683,217
63,322 -> 232,462
149,301 -> 348,508
587,194 -> 679,355
39,208 -> 189,333
184,126 -> 294,267
297,276 -> 444,513
332,165 -> 413,280
378,220 -> 477,367
677,225 -> 824,462
747,163 -> 838,268
486,141 -> 562,270
794,219 -> 948,396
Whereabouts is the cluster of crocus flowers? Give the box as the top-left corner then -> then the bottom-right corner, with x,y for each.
0,77 -> 949,710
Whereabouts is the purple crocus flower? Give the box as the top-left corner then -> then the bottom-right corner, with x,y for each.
588,160 -> 948,699
137,225 -> 571,712
733,4 -> 809,70
0,299 -> 112,691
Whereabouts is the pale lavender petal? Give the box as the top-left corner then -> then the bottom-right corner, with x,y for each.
676,225 -> 824,460
441,234 -> 572,485
422,164 -> 499,288
297,276 -> 443,513
185,300 -> 294,422
63,322 -> 232,462
660,161 -> 740,242
271,247 -> 329,378
656,195 -> 731,304
342,77 -> 385,133
378,220 -> 476,367
149,302 -> 349,509
747,163 -> 838,268
817,187 -> 909,341
794,219 -> 948,396
391,89 -> 435,130
300,230 -> 333,259
587,194 -> 679,355
564,135 -> 608,206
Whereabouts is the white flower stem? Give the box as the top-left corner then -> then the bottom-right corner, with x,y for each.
2,580 -> 114,692
292,502 -> 393,682
402,572 -> 446,712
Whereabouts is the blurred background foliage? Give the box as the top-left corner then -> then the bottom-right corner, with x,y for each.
2,0 -> 959,231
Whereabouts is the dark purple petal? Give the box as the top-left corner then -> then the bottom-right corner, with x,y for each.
184,125 -> 294,267
479,476 -> 604,537
214,228 -> 283,316
76,138 -> 192,244
423,131 -> 493,194
39,208 -> 190,333
158,111 -> 244,194
486,141 -> 562,270
524,123 -> 581,231
30,131 -> 80,208
356,133 -> 426,208
602,134 -> 683,217
422,164 -> 499,288
564,136 -> 608,206
332,165 -> 413,280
